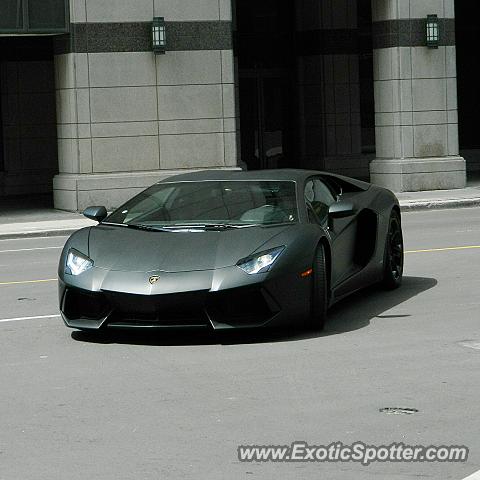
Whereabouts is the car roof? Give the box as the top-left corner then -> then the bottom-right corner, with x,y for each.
158,169 -> 329,184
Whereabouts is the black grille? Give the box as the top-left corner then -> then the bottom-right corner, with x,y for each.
206,287 -> 278,326
62,286 -> 279,328
103,290 -> 210,327
63,289 -> 110,320
107,310 -> 210,327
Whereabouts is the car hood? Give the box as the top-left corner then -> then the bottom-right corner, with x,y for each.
88,224 -> 291,273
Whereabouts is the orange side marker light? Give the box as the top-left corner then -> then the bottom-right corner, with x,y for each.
300,268 -> 313,278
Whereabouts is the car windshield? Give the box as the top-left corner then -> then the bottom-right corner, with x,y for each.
105,180 -> 298,228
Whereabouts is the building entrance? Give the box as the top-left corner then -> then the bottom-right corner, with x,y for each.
235,0 -> 297,171
455,1 -> 480,176
0,36 -> 58,200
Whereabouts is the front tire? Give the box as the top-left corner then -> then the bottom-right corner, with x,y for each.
309,244 -> 328,330
382,210 -> 404,289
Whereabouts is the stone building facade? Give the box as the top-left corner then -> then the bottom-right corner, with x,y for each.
0,0 -> 475,210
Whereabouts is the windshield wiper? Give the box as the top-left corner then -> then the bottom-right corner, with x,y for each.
129,224 -> 175,232
101,221 -> 127,227
101,222 -> 259,231
102,222 -> 171,232
204,224 -> 257,231
163,223 -> 258,231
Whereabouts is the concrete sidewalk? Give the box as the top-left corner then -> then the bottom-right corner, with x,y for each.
0,216 -> 96,239
0,196 -> 96,240
396,184 -> 480,211
1,185 -> 480,240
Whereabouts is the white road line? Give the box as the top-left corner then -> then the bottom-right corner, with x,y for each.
0,246 -> 63,253
0,314 -> 61,323
462,470 -> 480,480
0,235 -> 68,242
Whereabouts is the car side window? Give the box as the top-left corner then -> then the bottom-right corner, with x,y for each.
305,178 -> 336,224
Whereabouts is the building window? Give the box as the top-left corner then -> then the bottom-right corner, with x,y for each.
0,76 -> 3,173
358,0 -> 375,154
0,0 -> 69,34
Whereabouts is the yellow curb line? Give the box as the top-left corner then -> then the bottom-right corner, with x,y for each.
405,245 -> 480,254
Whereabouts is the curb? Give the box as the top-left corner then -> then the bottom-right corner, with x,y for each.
0,229 -> 79,241
400,198 -> 480,211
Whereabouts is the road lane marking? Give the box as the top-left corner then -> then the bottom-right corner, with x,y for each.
0,314 -> 61,323
0,278 -> 57,286
1,245 -> 478,255
406,245 -> 480,254
459,341 -> 480,351
0,244 -> 477,286
461,470 -> 480,480
0,246 -> 63,253
0,235 -> 68,242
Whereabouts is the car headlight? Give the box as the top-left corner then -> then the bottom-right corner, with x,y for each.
65,248 -> 93,276
237,246 -> 285,275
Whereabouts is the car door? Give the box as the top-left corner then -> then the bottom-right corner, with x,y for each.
304,177 -> 358,288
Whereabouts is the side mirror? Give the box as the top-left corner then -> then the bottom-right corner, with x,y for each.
328,201 -> 355,219
83,206 -> 108,223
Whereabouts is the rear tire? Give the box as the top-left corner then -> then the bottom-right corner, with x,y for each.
309,244 -> 328,330
382,210 -> 404,289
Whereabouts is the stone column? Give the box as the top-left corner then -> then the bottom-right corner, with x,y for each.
53,0 -> 237,211
369,0 -> 465,191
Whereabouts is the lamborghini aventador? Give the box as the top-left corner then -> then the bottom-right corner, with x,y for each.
58,169 -> 403,331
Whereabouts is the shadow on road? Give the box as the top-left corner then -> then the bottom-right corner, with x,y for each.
71,276 -> 437,347
313,275 -> 437,338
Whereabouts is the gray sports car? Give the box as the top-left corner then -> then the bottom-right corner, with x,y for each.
58,169 -> 403,332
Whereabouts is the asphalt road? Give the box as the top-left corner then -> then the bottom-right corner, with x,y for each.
1,208 -> 480,480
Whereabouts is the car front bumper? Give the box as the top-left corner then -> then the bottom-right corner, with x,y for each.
58,266 -> 312,331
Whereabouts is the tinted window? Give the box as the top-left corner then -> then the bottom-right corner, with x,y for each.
305,178 -> 336,224
107,181 -> 298,227
28,0 -> 66,29
0,0 -> 68,32
0,0 -> 23,29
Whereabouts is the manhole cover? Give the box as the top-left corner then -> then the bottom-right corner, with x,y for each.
379,407 -> 418,415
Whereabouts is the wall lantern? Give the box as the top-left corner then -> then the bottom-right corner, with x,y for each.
426,14 -> 440,49
152,17 -> 166,54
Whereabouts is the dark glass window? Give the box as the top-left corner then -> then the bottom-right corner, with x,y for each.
107,181 -> 299,227
0,0 -> 68,33
0,78 -> 3,173
456,1 -> 480,149
304,178 -> 337,225
0,0 -> 23,30
235,0 -> 295,70
357,0 -> 375,154
28,0 -> 66,29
